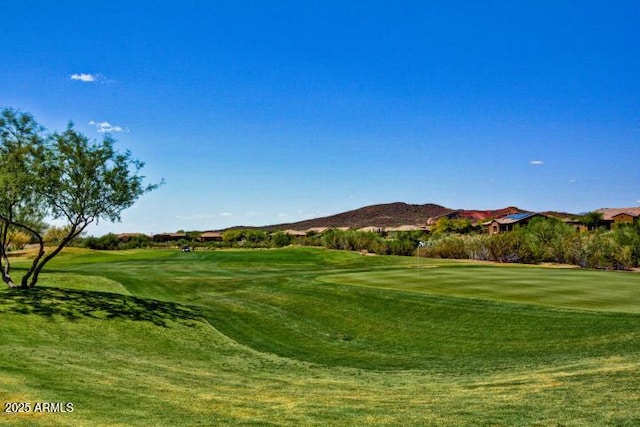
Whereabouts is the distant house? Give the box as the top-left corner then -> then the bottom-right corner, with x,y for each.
596,207 -> 640,228
283,229 -> 307,237
153,232 -> 187,243
306,227 -> 329,234
357,226 -> 384,233
612,212 -> 639,225
200,231 -> 223,242
484,213 -> 544,234
117,233 -> 149,242
427,207 -> 525,226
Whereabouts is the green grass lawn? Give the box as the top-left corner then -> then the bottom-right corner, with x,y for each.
1,247 -> 639,426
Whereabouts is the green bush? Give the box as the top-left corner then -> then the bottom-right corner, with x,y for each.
271,231 -> 292,248
423,235 -> 467,259
83,233 -> 120,250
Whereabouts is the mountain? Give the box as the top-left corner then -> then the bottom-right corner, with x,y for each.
225,202 -> 579,232
261,202 -> 452,231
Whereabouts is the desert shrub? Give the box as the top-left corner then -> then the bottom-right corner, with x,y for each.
575,232 -> 618,269
298,234 -> 323,247
351,231 -> 384,253
485,230 -> 531,263
321,229 -> 349,250
7,230 -> 31,251
120,234 -> 152,249
244,230 -> 269,244
571,231 -> 638,270
84,233 -> 120,250
465,234 -> 491,261
424,235 -> 468,259
44,226 -> 73,244
387,238 -> 416,256
222,229 -> 245,243
611,224 -> 640,268
271,231 -> 292,248
523,217 -> 577,263
431,218 -> 478,235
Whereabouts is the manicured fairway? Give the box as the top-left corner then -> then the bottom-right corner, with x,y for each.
1,247 -> 639,426
321,263 -> 640,313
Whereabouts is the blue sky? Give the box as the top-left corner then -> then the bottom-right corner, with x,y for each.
2,1 -> 639,235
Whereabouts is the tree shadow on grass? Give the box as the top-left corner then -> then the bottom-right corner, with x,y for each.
0,287 -> 203,327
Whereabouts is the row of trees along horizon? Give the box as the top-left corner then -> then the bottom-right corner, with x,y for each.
46,214 -> 640,271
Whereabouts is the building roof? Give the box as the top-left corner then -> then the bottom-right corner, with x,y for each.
612,212 -> 639,218
117,233 -> 148,238
357,226 -> 384,232
306,227 -> 329,234
488,212 -> 540,225
504,213 -> 536,221
153,232 -> 187,238
596,207 -> 640,221
200,231 -> 222,238
283,229 -> 307,237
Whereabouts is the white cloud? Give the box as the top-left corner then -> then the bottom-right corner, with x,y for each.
568,179 -> 577,184
219,212 -> 234,217
89,120 -> 126,133
70,73 -> 101,82
529,160 -> 544,165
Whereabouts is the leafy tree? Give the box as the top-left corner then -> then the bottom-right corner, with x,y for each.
486,229 -> 530,263
0,109 -> 47,286
0,108 -> 159,288
120,233 -> 152,249
321,228 -> 348,250
386,238 -> 415,256
580,211 -> 605,231
610,224 -> 640,268
271,231 -> 292,248
432,217 -> 476,235
7,230 -> 32,251
83,233 -> 120,250
186,231 -> 202,241
222,229 -> 245,243
523,217 -> 576,263
425,235 -> 468,259
244,230 -> 268,244
44,225 -> 74,244
575,231 -> 618,269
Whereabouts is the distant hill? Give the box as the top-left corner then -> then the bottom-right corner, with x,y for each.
225,202 -> 581,232
261,202 -> 452,231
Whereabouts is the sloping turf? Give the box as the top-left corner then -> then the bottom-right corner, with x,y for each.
1,247 -> 639,425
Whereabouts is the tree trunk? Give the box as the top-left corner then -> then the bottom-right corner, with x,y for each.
21,238 -> 45,288
0,223 -> 16,287
1,254 -> 17,287
24,224 -> 81,288
0,243 -> 17,287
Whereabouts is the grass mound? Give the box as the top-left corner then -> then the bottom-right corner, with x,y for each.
1,287 -> 202,327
